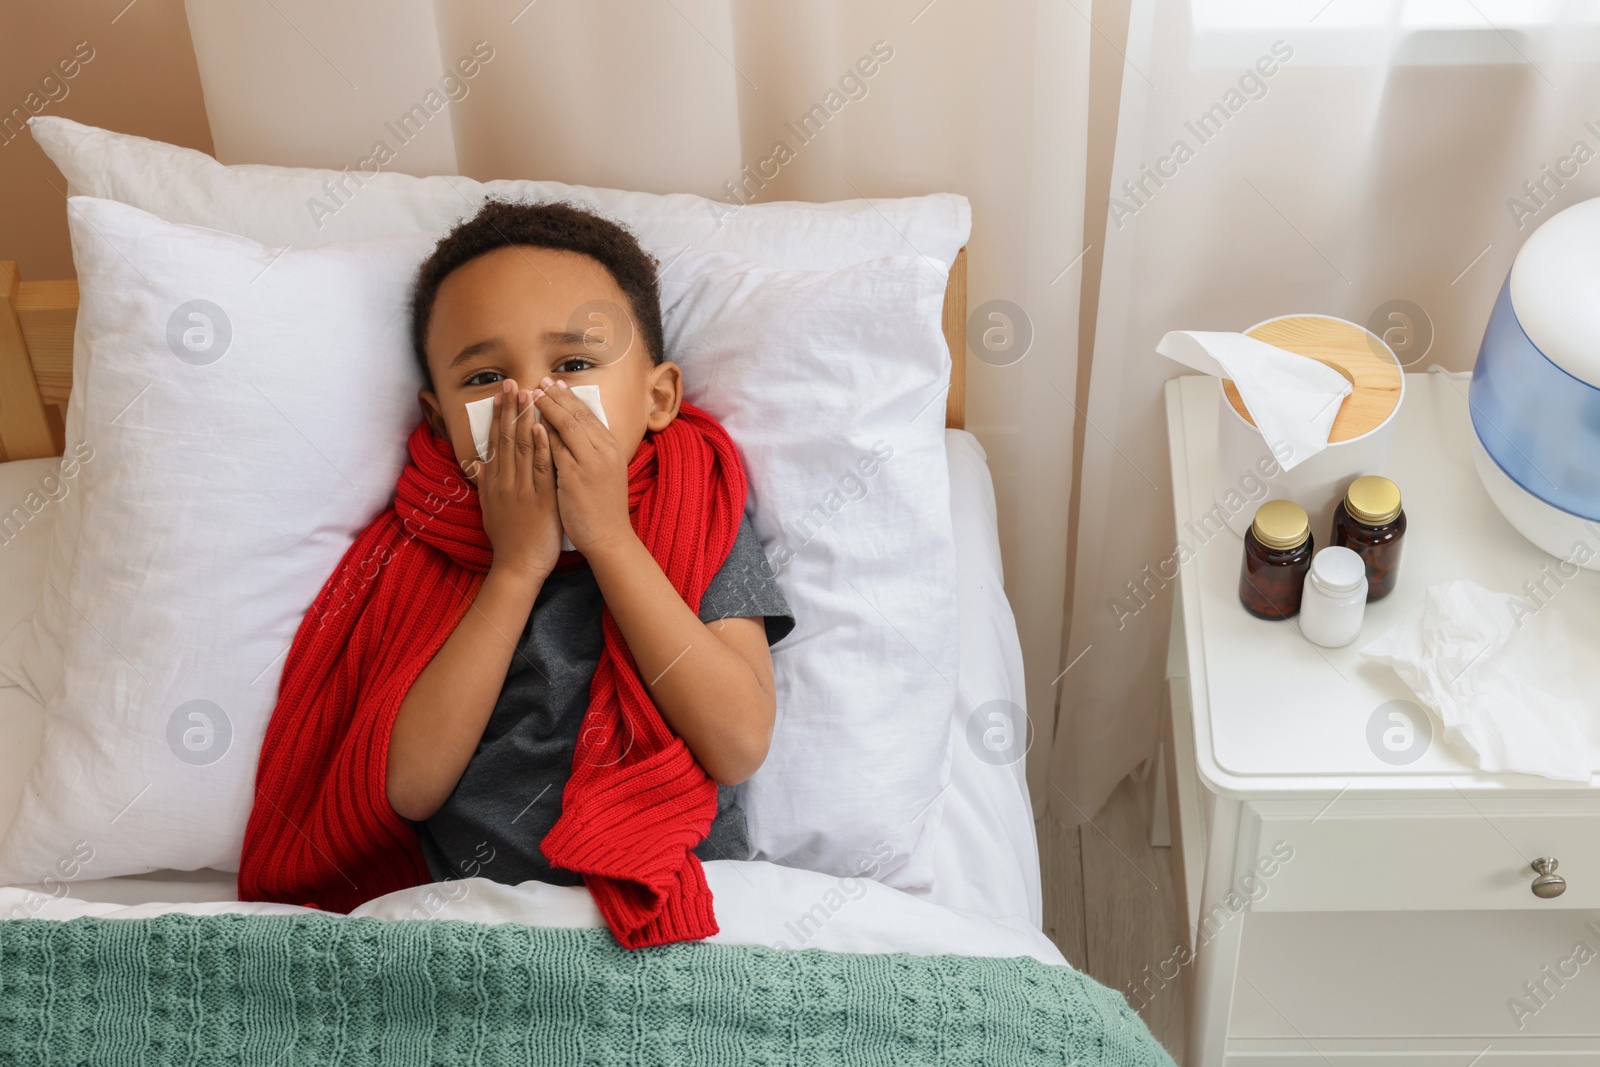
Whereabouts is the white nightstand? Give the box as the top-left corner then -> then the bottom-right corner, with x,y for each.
1162,371 -> 1600,1066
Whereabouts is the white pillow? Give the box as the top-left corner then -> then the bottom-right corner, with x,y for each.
662,249 -> 959,890
0,198 -> 440,882
0,199 -> 961,892
26,116 -> 969,271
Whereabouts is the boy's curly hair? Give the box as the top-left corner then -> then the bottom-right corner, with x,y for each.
410,197 -> 665,388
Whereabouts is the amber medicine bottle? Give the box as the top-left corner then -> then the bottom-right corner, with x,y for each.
1239,500 -> 1314,620
1331,475 -> 1406,601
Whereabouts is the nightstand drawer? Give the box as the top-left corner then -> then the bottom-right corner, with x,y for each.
1251,802 -> 1600,911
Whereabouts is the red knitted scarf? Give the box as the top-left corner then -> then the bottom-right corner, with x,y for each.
238,401 -> 746,949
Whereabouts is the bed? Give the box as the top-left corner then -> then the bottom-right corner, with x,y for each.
0,248 -> 1044,919
0,132 -> 1174,1062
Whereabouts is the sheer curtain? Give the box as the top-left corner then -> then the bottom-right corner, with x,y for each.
180,0 -> 1095,818
1055,0 -> 1600,817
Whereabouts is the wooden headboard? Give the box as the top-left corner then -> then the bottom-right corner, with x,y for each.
0,246 -> 967,462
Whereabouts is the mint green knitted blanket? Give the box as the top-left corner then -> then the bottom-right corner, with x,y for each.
1,912 -> 1174,1065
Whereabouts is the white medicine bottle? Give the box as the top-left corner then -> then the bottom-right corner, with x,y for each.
1299,546 -> 1368,648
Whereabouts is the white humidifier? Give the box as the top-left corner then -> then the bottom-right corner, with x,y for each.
1469,197 -> 1600,570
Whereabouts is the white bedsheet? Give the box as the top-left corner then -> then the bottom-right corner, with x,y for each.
0,858 -> 1064,966
0,429 -> 1046,956
910,428 -> 1041,928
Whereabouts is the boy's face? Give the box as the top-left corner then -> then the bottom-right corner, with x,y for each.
417,245 -> 680,486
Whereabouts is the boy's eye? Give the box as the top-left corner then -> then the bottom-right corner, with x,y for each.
463,356 -> 590,387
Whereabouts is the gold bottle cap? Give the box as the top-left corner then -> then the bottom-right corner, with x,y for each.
1251,499 -> 1310,550
1345,475 -> 1402,525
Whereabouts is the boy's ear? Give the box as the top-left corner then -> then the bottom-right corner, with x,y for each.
645,361 -> 683,432
418,389 -> 449,438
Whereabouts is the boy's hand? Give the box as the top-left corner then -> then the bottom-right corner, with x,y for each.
533,377 -> 633,555
476,378 -> 562,581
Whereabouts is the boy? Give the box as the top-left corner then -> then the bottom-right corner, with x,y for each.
239,199 -> 792,946
389,198 -> 795,887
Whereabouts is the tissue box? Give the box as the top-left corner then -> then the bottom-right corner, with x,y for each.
1213,313 -> 1405,542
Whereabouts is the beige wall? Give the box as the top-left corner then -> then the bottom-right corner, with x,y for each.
0,0 -> 211,281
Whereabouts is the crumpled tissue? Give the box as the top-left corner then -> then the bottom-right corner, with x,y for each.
1157,330 -> 1352,471
465,384 -> 609,553
1361,578 -> 1593,781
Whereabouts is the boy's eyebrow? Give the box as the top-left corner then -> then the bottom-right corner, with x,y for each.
448,339 -> 498,369
543,330 -> 592,346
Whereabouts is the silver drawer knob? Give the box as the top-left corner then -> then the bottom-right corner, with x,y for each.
1531,857 -> 1566,899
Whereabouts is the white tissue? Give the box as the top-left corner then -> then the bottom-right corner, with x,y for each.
463,384 -> 610,553
466,394 -> 497,463
1157,330 -> 1352,471
1361,579 -> 1593,781
466,383 -> 609,463
566,383 -> 610,428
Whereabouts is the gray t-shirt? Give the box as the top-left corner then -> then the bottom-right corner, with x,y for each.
415,513 -> 794,886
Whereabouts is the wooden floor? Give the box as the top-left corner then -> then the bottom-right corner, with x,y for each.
1036,766 -> 1187,1063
